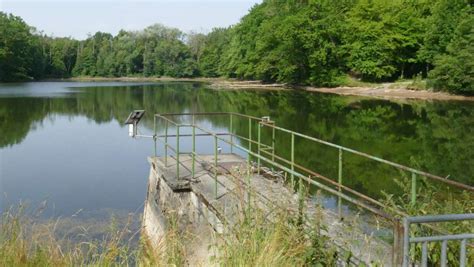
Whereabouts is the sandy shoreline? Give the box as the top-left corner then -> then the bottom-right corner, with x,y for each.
62,77 -> 473,101
302,86 -> 473,101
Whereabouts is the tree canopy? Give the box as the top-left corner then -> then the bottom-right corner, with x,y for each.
0,0 -> 472,94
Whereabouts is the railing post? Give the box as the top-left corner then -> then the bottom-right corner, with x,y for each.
460,238 -> 467,267
248,117 -> 252,162
247,162 -> 251,208
393,219 -> 405,266
192,115 -> 196,179
411,172 -> 417,205
402,218 -> 410,267
421,242 -> 428,267
297,175 -> 306,225
230,113 -> 233,154
441,240 -> 447,267
214,134 -> 218,199
164,120 -> 168,167
176,125 -> 180,180
291,132 -> 295,189
272,126 -> 275,161
338,148 -> 343,218
257,121 -> 261,173
153,115 -> 157,158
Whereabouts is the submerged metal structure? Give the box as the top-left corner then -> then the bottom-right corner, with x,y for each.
131,111 -> 473,266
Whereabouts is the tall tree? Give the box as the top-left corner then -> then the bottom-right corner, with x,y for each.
429,10 -> 474,95
199,28 -> 231,77
0,13 -> 44,81
419,0 -> 470,68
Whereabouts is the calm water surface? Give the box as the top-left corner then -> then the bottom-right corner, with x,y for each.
1,82 -> 473,220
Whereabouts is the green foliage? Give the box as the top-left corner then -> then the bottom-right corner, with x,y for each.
303,0 -> 352,86
1,0 -> 473,94
428,8 -> 474,95
216,207 -> 338,266
344,0 -> 428,81
44,37 -> 78,77
0,13 -> 42,81
71,25 -> 198,78
0,12 -> 80,81
210,0 -> 432,85
418,0 -> 470,65
198,28 -> 231,77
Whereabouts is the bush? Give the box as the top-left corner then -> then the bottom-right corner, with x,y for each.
429,15 -> 474,95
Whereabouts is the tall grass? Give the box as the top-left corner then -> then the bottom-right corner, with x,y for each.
8,171 -> 469,266
214,196 -> 339,266
0,204 -> 190,266
1,199 -> 340,267
0,206 -> 141,266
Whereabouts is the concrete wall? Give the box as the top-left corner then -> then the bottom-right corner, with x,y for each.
142,164 -> 222,266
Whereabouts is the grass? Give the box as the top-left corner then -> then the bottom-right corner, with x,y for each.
339,74 -> 431,91
390,74 -> 428,91
338,75 -> 379,88
0,204 -> 189,266
214,208 -> 338,267
5,166 -> 471,266
0,205 -> 141,266
1,196 -> 341,267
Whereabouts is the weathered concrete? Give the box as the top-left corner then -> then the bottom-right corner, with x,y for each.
143,153 -> 393,266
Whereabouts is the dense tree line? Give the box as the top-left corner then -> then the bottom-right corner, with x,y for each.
0,0 -> 472,94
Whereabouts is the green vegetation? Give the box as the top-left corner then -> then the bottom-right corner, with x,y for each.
0,207 -> 142,266
1,202 -> 340,266
428,11 -> 474,94
0,0 -> 473,94
0,13 -> 45,81
0,205 -> 189,266
216,210 -> 340,266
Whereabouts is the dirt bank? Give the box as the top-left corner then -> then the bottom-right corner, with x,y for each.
65,77 -> 473,101
303,86 -> 474,101
212,80 -> 473,101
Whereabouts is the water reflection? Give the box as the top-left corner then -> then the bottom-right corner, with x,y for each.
0,82 -> 473,216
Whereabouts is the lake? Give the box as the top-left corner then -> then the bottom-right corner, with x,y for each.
1,81 -> 473,222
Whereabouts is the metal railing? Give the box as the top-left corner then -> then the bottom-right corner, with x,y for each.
139,112 -> 473,265
403,214 -> 474,267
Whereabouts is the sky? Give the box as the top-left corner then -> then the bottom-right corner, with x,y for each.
0,0 -> 261,39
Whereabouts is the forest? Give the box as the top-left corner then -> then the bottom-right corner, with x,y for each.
0,0 -> 472,94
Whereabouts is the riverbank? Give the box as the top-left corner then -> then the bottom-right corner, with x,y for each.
303,85 -> 474,101
210,79 -> 474,101
64,76 -> 474,101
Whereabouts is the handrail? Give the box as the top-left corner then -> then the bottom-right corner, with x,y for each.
156,112 -> 473,192
153,112 -> 473,212
408,213 -> 474,224
149,112 -> 473,266
259,121 -> 474,192
403,213 -> 474,267
191,123 -> 394,220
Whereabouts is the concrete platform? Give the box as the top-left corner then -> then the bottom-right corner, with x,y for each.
143,153 -> 393,266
